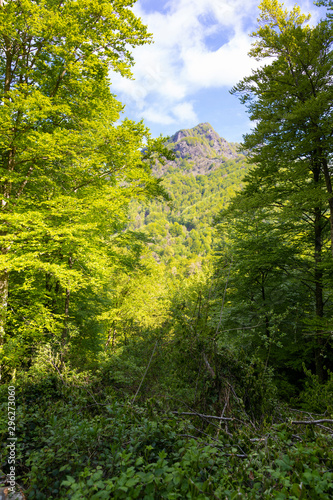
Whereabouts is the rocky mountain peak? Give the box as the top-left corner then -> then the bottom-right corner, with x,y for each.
171,123 -> 214,142
154,123 -> 243,177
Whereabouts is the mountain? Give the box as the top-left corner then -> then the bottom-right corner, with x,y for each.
130,123 -> 250,271
154,122 -> 243,177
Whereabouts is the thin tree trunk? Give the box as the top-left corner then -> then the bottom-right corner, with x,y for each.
314,205 -> 325,382
261,280 -> 270,338
0,149 -> 13,379
313,150 -> 325,381
64,287 -> 70,318
112,325 -> 116,350
63,256 -> 72,345
105,322 -> 117,350
318,150 -> 333,259
0,269 -> 8,381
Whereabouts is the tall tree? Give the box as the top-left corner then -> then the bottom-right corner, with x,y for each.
231,0 -> 333,252
220,0 -> 333,380
0,0 -> 170,378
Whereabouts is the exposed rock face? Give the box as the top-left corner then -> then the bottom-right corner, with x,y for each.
154,123 -> 242,177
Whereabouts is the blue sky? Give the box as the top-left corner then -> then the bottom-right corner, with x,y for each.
111,0 -> 327,143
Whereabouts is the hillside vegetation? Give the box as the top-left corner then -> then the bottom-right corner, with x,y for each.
0,0 -> 333,499
129,123 -> 249,271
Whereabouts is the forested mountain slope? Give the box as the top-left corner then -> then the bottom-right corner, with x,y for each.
1,1 -> 333,499
129,123 -> 249,269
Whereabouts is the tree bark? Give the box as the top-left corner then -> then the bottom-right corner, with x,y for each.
313,157 -> 325,380
105,322 -> 117,350
0,268 -> 8,381
261,279 -> 270,338
320,155 -> 333,259
63,256 -> 73,344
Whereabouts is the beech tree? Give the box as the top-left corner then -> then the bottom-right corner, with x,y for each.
0,0 -> 170,377
231,0 -> 333,249
222,0 -> 333,380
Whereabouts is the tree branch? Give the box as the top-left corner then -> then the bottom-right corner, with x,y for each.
291,419 -> 333,425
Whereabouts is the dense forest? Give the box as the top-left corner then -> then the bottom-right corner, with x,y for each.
0,0 -> 333,498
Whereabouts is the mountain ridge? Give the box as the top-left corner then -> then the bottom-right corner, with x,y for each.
129,122 -> 250,267
154,122 -> 244,177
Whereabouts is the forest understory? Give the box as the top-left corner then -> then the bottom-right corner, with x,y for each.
1,0 -> 333,498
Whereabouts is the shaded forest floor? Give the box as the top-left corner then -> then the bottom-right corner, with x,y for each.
1,333 -> 333,500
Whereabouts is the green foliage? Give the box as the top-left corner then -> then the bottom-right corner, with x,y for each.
128,154 -> 249,272
297,367 -> 333,413
1,370 -> 332,499
1,4 -> 333,500
0,0 -> 171,377
216,0 -> 333,384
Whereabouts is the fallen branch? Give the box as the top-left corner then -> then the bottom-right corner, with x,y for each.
289,408 -> 328,417
202,353 -> 215,378
172,411 -> 233,421
132,341 -> 158,404
291,419 -> 333,425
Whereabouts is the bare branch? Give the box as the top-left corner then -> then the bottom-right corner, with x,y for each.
172,411 -> 233,421
291,419 -> 333,425
16,165 -> 34,198
132,340 -> 158,404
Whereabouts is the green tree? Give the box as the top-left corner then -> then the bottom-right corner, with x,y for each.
215,193 -> 333,387
0,0 -> 171,378
225,0 -> 333,380
231,0 -> 333,253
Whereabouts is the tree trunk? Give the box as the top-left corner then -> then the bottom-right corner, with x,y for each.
105,322 -> 117,350
317,149 -> 333,259
64,287 -> 70,319
63,256 -> 72,345
112,325 -> 116,350
261,278 -> 270,338
0,269 -> 8,381
314,207 -> 324,381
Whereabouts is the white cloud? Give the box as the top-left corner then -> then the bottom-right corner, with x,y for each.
110,0 -> 326,128
180,32 -> 260,88
172,102 -> 198,122
142,107 -> 175,125
139,101 -> 198,127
